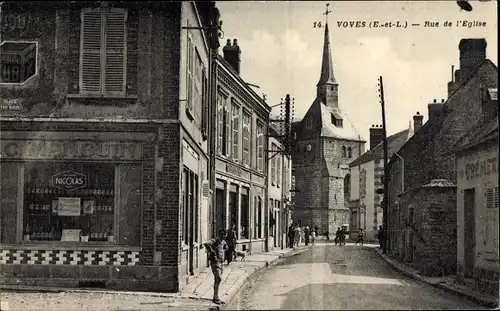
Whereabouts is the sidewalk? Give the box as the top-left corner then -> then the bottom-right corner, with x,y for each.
0,245 -> 311,311
374,248 -> 499,309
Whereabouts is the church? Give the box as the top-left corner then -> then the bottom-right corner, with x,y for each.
291,18 -> 365,236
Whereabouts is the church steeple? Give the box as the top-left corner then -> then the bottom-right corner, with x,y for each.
316,4 -> 339,108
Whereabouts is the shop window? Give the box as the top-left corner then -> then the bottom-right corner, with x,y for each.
229,187 -> 238,236
80,8 -> 127,95
254,196 -> 262,239
23,162 -> 114,243
240,189 -> 249,239
0,41 -> 38,85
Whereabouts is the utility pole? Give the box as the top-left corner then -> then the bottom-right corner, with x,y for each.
378,76 -> 389,254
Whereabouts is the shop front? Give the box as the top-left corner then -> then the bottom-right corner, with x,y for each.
0,130 -> 154,290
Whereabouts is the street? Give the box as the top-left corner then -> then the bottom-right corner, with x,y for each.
228,241 -> 486,310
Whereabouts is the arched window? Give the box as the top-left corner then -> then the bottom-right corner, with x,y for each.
347,147 -> 352,158
344,174 -> 351,199
342,146 -> 346,158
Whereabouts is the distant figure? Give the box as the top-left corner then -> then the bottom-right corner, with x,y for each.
325,230 -> 330,241
287,223 -> 295,248
356,228 -> 365,246
377,225 -> 385,250
294,226 -> 301,247
334,227 -> 342,246
311,227 -> 316,246
304,226 -> 310,246
203,229 -> 228,305
225,224 -> 237,265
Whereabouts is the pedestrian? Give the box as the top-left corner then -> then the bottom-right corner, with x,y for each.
311,227 -> 316,246
325,230 -> 330,241
377,225 -> 385,250
304,225 -> 310,246
340,227 -> 347,245
203,228 -> 228,305
294,225 -> 301,247
355,228 -> 364,245
335,227 -> 342,246
225,224 -> 237,265
287,223 -> 295,248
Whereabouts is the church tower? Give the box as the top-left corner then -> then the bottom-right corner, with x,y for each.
290,5 -> 366,235
316,23 -> 339,109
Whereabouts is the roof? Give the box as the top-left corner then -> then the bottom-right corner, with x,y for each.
317,23 -> 336,85
451,117 -> 499,153
318,100 -> 364,141
388,58 -> 497,167
422,179 -> 456,188
349,128 -> 411,167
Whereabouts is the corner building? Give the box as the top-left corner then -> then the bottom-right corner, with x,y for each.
0,1 -> 220,292
214,40 -> 271,254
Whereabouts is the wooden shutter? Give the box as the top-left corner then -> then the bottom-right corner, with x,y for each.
225,102 -> 231,156
104,8 -> 127,95
201,66 -> 208,138
80,8 -> 103,93
232,104 -> 239,161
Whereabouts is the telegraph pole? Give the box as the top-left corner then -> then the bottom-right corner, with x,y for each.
378,76 -> 389,254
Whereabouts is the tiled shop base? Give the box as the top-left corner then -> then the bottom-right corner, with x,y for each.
0,249 -> 140,266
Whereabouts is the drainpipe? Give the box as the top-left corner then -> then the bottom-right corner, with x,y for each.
394,153 -> 404,193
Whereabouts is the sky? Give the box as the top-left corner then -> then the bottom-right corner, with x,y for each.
217,0 -> 498,145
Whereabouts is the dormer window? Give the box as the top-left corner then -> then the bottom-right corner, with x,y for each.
331,113 -> 343,128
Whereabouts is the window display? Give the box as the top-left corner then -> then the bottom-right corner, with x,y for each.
23,162 -> 115,243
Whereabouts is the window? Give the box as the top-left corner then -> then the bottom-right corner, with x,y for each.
232,102 -> 240,161
257,122 -> 264,172
23,162 -> 114,243
342,146 -> 346,158
186,33 -> 194,113
271,143 -> 276,185
276,153 -> 281,187
216,93 -> 225,155
240,188 -> 249,239
486,187 -> 499,209
0,41 -> 38,84
225,102 -> 232,156
190,49 -> 204,122
182,168 -> 199,245
229,187 -> 238,236
80,8 -> 127,95
347,147 -> 352,158
242,111 -> 251,166
254,196 -> 263,239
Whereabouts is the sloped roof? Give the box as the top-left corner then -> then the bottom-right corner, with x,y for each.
451,117 -> 499,153
388,58 -> 498,167
318,100 -> 364,141
349,128 -> 411,167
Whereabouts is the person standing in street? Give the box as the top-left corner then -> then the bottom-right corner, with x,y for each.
287,223 -> 295,248
294,225 -> 301,247
355,228 -> 364,245
377,225 -> 385,250
334,227 -> 342,246
304,225 -> 310,246
203,229 -> 228,305
225,224 -> 237,265
311,227 -> 316,246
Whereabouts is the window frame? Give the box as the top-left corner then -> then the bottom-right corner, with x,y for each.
79,7 -> 128,96
256,121 -> 265,172
242,109 -> 252,167
0,40 -> 40,86
231,100 -> 240,162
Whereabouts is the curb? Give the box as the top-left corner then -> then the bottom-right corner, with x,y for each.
220,246 -> 311,310
373,248 -> 498,309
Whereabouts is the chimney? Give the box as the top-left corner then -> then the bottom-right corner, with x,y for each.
459,38 -> 487,81
222,38 -> 241,74
369,124 -> 384,150
413,112 -> 423,133
447,66 -> 461,96
428,99 -> 444,122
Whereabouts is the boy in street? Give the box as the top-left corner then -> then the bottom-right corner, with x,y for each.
202,229 -> 228,305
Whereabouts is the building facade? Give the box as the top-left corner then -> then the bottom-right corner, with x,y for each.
349,124 -> 412,241
291,22 -> 365,235
453,87 -> 498,297
0,1 -> 219,292
386,38 -> 498,276
214,40 -> 271,254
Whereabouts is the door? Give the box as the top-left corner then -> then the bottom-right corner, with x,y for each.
189,172 -> 199,275
464,188 -> 476,278
215,188 -> 226,234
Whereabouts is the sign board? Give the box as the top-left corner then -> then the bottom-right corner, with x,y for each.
52,171 -> 87,192
0,98 -> 24,111
61,229 -> 81,242
57,197 -> 81,216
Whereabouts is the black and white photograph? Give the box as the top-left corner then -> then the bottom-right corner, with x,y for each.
0,1 -> 498,310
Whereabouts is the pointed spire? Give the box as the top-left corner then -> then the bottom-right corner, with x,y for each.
317,23 -> 336,86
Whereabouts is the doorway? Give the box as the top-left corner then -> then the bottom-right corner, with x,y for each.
464,188 -> 476,278
215,188 -> 226,233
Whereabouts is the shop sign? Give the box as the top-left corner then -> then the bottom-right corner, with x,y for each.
0,98 -> 24,111
51,171 -> 87,192
0,140 -> 143,160
57,197 -> 81,216
459,156 -> 498,181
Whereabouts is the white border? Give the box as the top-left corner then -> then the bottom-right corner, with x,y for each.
0,40 -> 40,86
